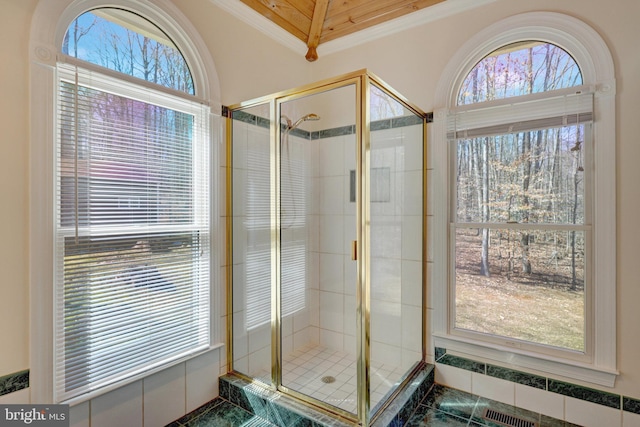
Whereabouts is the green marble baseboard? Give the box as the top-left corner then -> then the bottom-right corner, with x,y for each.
435,347 -> 640,416
0,370 -> 29,397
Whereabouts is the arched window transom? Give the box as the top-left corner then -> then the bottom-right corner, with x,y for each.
63,8 -> 194,94
458,41 -> 583,105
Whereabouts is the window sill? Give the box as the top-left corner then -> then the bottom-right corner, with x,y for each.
433,334 -> 618,387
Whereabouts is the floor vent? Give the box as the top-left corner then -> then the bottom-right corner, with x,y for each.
482,408 -> 538,427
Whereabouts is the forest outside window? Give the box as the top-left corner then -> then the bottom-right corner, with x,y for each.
449,41 -> 593,360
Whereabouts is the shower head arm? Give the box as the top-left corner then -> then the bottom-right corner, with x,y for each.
282,113 -> 320,131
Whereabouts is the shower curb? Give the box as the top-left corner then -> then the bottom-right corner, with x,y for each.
371,363 -> 435,427
219,364 -> 435,427
219,373 -> 353,426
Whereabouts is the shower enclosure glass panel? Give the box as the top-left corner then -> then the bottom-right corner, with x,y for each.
230,102 -> 272,383
279,84 -> 358,414
228,70 -> 426,426
369,84 -> 424,412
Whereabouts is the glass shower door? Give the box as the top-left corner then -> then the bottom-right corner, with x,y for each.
279,83 -> 359,416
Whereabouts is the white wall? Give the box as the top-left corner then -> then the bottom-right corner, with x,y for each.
0,0 -> 34,378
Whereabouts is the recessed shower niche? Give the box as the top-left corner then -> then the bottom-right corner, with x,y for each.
226,70 -> 427,426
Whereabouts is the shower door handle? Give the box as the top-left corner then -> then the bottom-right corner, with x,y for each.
351,240 -> 357,261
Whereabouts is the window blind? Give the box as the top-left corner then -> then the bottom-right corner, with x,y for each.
240,123 -> 307,330
447,88 -> 593,140
55,64 -> 210,402
280,134 -> 307,320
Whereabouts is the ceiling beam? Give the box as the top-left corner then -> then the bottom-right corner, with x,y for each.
305,0 -> 330,61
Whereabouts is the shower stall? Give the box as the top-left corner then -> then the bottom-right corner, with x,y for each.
226,70 -> 427,426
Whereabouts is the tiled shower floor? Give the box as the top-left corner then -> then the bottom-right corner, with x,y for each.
247,345 -> 411,413
274,345 -> 408,413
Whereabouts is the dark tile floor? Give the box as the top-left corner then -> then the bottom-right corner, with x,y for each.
405,385 -> 580,426
167,399 -> 277,427
167,384 -> 581,427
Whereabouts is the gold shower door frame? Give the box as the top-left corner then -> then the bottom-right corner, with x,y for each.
225,69 -> 428,426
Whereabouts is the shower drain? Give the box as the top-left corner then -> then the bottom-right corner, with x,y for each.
321,376 -> 336,384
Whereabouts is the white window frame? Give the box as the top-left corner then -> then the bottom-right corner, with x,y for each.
29,0 -> 222,404
430,11 -> 617,386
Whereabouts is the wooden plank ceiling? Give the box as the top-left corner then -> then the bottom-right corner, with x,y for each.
239,0 -> 446,61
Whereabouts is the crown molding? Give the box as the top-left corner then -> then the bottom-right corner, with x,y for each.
210,0 -> 497,59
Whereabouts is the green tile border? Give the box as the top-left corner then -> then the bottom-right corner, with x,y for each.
548,379 -> 620,409
438,354 -> 485,374
435,347 -> 637,415
228,109 -> 423,142
623,396 -> 640,415
487,364 -> 546,390
0,369 -> 29,397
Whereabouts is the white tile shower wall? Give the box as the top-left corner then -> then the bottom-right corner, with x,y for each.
231,121 -> 277,376
232,120 -> 425,381
312,133 -> 355,355
369,126 -> 424,370
305,124 -> 424,371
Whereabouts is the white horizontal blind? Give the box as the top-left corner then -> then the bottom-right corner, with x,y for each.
54,64 -> 210,402
280,135 -> 307,320
448,88 -> 593,139
239,123 -> 307,330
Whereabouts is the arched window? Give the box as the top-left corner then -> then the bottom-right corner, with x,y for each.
432,13 -> 616,386
452,41 -> 589,353
30,0 -> 219,404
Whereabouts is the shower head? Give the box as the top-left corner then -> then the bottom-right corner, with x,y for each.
283,113 -> 321,131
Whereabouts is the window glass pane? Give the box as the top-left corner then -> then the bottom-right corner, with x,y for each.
62,232 -> 208,392
370,84 -> 405,121
454,227 -> 585,351
59,82 -> 194,227
455,124 -> 586,224
63,8 -> 194,94
56,69 -> 209,401
458,41 -> 582,105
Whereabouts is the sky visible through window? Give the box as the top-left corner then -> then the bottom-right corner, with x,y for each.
63,8 -> 194,94
458,41 -> 582,105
